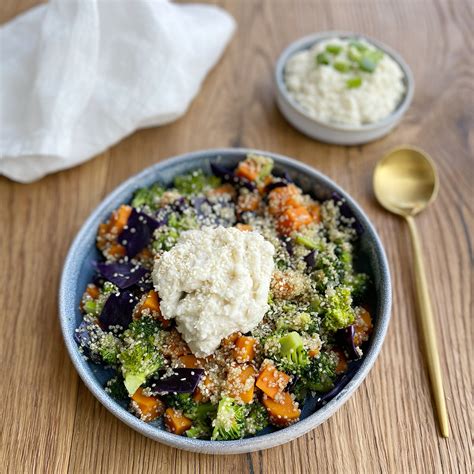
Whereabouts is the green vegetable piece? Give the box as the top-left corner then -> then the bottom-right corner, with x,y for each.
211,397 -> 246,441
131,184 -> 165,209
119,317 -> 163,395
105,376 -> 128,400
348,47 -> 362,62
186,420 -> 212,439
346,77 -> 363,89
349,40 -> 368,52
245,403 -> 269,435
295,234 -> 320,250
98,332 -> 122,366
316,52 -> 330,65
358,56 -> 376,73
304,352 -> 336,392
173,169 -> 220,196
333,61 -> 351,73
279,332 -> 309,367
325,44 -> 342,55
83,300 -> 97,315
322,286 -> 355,331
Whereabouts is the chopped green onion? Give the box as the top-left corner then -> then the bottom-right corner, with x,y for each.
358,57 -> 376,73
348,47 -> 362,62
333,61 -> 351,73
325,44 -> 342,55
346,76 -> 363,88
349,40 -> 368,52
316,52 -> 330,65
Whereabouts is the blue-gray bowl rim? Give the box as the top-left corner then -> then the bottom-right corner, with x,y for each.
59,147 -> 391,454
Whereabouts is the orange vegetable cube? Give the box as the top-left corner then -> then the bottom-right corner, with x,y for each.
179,354 -> 201,369
235,161 -> 259,181
262,392 -> 300,427
131,388 -> 164,422
86,284 -> 100,300
256,364 -> 290,399
142,290 -> 160,312
276,206 -> 313,235
333,349 -> 348,374
107,243 -> 126,258
221,332 -> 241,348
227,365 -> 257,404
110,205 -> 132,234
354,308 -> 373,346
208,183 -> 237,198
307,203 -> 321,223
237,192 -> 261,214
232,336 -> 257,363
164,408 -> 193,435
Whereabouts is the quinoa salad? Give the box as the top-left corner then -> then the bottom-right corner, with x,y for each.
284,37 -> 406,126
75,154 -> 373,440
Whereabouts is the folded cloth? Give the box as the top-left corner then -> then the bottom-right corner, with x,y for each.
0,0 -> 235,183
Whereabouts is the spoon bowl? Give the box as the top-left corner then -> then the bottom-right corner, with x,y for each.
373,146 -> 439,216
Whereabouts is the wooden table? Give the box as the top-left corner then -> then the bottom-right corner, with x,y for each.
1,1 -> 472,472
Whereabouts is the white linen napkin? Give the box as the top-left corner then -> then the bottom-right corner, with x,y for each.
0,0 -> 235,183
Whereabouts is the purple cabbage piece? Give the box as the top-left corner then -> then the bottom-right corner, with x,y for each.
314,363 -> 360,408
118,209 -> 160,257
331,191 -> 363,235
304,250 -> 316,268
265,181 -> 288,193
74,321 -> 92,353
336,325 -> 361,360
149,368 -> 205,394
96,262 -> 149,289
99,289 -> 138,330
273,169 -> 293,183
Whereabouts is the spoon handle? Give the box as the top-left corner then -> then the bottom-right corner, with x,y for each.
405,215 -> 449,437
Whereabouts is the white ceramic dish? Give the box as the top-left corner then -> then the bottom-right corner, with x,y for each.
275,31 -> 414,145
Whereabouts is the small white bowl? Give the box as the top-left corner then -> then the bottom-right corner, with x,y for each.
275,31 -> 414,145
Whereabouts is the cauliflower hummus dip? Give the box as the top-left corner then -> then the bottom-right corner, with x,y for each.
75,153 -> 374,440
153,227 -> 275,357
284,37 -> 406,126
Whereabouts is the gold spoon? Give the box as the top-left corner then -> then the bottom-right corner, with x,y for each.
373,145 -> 449,438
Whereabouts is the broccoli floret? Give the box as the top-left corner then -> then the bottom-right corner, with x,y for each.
153,212 -> 198,251
105,376 -> 128,400
321,287 -> 355,332
211,397 -> 246,441
304,352 -> 336,392
186,420 -> 212,439
165,394 -> 216,421
276,311 -> 312,332
245,403 -> 269,435
97,332 -> 122,365
119,317 -> 163,395
131,184 -> 165,210
347,272 -> 369,301
165,394 -> 216,439
173,170 -> 220,195
278,332 -> 310,375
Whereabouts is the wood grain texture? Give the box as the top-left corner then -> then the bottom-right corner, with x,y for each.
1,0 -> 472,473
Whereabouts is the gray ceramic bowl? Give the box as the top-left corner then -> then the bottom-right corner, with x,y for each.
59,148 -> 391,454
275,31 -> 414,145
